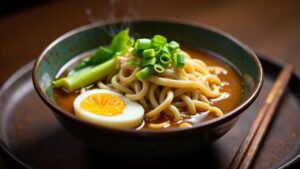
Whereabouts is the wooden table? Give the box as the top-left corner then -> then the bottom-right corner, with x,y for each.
0,0 -> 299,168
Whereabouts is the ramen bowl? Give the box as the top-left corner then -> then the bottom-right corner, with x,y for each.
33,19 -> 263,157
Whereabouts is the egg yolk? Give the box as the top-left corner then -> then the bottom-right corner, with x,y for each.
80,93 -> 125,116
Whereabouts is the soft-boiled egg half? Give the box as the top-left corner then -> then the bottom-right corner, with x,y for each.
73,89 -> 144,129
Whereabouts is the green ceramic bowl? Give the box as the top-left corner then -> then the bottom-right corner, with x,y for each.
33,19 -> 263,157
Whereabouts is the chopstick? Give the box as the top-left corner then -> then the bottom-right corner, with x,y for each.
228,65 -> 293,169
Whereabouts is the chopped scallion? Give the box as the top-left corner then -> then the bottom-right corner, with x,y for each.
143,48 -> 156,58
136,39 -> 152,50
128,60 -> 142,66
142,57 -> 157,66
169,41 -> 180,51
136,66 -> 155,80
160,53 -> 171,66
154,64 -> 165,73
132,48 -> 143,57
130,34 -> 184,80
161,46 -> 170,54
152,35 -> 167,47
176,52 -> 185,68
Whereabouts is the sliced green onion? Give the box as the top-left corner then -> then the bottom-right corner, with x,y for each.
132,48 -> 143,57
176,52 -> 185,68
169,41 -> 180,50
154,64 -> 165,73
128,60 -> 142,66
171,49 -> 180,63
152,35 -> 167,47
160,53 -> 172,66
136,66 -> 155,80
136,39 -> 152,50
161,46 -> 170,54
142,57 -> 157,66
131,35 -> 184,80
154,46 -> 162,56
143,48 -> 155,58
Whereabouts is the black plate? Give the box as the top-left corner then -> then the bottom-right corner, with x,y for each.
0,54 -> 299,169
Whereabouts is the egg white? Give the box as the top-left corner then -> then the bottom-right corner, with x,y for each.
73,89 -> 144,129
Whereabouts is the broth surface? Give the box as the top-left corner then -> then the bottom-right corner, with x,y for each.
53,48 -> 243,130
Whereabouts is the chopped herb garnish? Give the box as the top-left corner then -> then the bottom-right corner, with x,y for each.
130,35 -> 185,80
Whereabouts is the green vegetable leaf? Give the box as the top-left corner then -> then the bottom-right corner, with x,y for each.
89,47 -> 114,65
110,28 -> 134,55
69,29 -> 133,76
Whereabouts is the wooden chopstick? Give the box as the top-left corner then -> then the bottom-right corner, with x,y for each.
228,65 -> 293,169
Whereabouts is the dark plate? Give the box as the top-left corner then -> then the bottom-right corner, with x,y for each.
0,54 -> 299,169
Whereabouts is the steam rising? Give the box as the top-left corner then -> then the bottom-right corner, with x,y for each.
85,0 -> 140,36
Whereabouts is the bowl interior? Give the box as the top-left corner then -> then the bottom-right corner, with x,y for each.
35,20 -> 262,122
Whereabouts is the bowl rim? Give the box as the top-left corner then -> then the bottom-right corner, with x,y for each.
33,17 -> 263,136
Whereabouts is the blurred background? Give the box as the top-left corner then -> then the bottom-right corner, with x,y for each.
0,0 -> 299,168
0,0 -> 300,85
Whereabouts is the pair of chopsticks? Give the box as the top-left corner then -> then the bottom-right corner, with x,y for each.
228,65 -> 293,169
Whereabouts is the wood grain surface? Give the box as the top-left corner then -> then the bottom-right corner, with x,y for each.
0,0 -> 299,168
